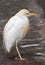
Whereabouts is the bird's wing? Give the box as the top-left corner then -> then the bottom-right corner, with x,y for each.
3,16 -> 17,33
3,16 -> 20,52
3,16 -> 17,43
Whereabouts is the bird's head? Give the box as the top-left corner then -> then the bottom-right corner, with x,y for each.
16,9 -> 38,17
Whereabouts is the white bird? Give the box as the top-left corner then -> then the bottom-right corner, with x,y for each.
3,9 -> 37,60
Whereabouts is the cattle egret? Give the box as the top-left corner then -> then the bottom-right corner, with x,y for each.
3,9 -> 37,60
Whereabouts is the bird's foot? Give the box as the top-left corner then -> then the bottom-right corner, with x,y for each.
20,57 -> 25,61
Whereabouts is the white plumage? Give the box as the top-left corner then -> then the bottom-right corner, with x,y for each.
3,9 -> 37,60
3,15 -> 29,52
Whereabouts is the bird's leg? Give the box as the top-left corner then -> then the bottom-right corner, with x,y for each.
16,41 -> 25,60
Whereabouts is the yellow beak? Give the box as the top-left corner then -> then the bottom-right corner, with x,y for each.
29,13 -> 38,16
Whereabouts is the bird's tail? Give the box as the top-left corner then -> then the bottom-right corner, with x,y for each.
2,38 -> 7,53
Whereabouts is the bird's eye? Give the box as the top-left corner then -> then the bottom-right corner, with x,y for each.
26,13 -> 28,14
26,13 -> 29,15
